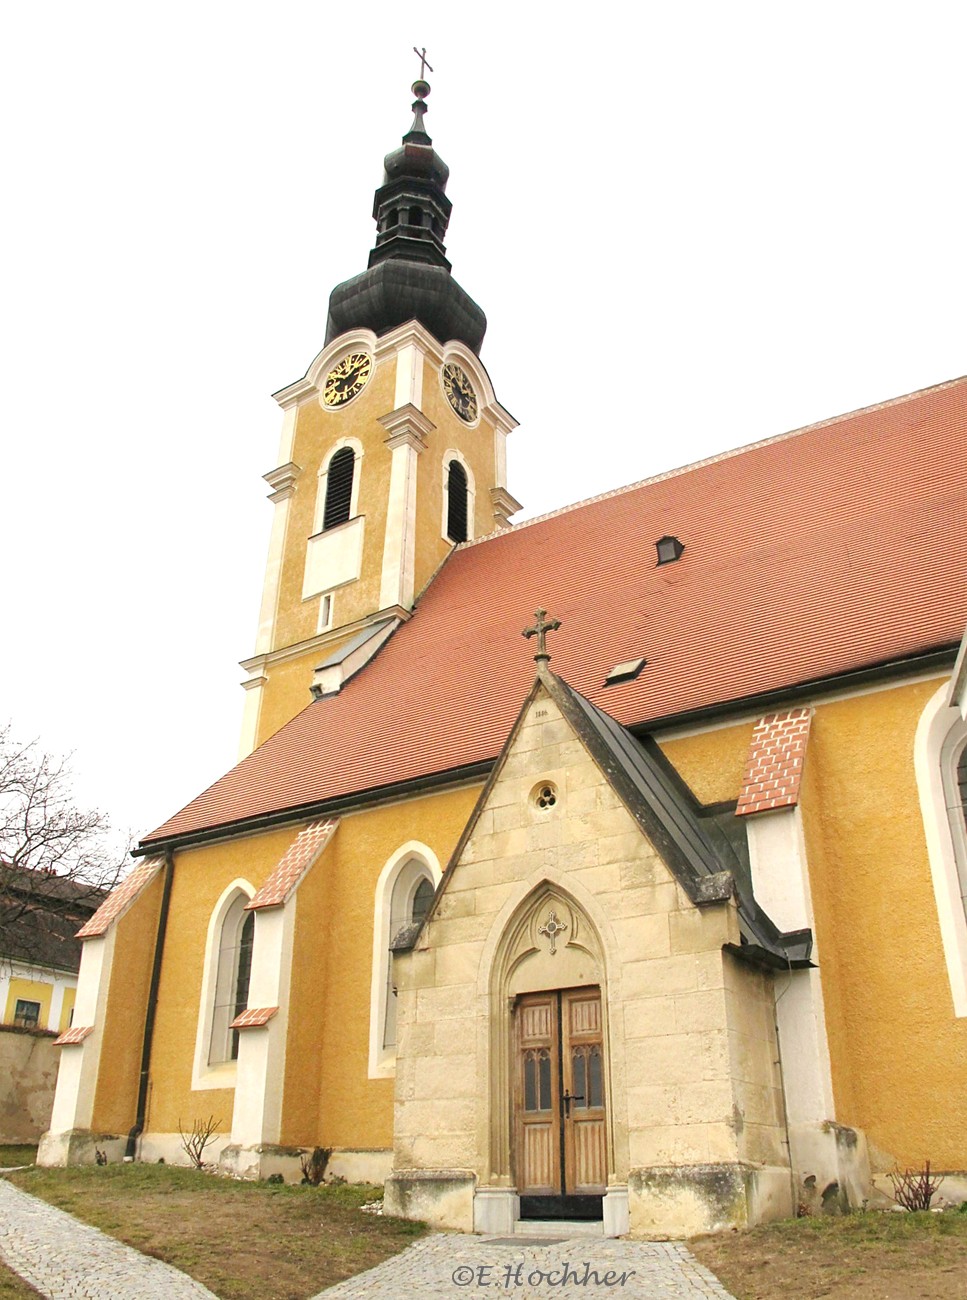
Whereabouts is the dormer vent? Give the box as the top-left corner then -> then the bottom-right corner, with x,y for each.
655,535 -> 685,565
605,657 -> 647,686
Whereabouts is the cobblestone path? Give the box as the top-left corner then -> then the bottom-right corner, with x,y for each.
0,1178 -> 217,1298
0,1176 -> 735,1299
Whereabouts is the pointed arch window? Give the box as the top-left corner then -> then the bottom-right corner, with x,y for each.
209,896 -> 255,1065
446,459 -> 469,543
323,447 -> 355,530
383,865 -> 435,1051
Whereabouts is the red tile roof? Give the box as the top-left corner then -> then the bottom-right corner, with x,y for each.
147,377 -> 967,845
736,709 -> 812,816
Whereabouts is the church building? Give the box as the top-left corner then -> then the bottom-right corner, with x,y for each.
40,74 -> 967,1239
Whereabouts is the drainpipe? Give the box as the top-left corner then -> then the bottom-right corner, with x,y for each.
124,848 -> 175,1160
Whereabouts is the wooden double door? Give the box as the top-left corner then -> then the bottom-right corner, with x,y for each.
514,987 -> 607,1220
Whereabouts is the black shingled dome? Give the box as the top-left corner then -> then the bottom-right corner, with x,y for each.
325,80 -> 487,354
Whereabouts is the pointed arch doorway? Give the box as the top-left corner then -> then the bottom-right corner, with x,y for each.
515,985 -> 607,1220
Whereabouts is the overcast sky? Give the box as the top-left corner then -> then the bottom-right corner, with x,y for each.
1,2 -> 964,852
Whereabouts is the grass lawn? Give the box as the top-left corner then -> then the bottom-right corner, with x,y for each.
0,1260 -> 42,1300
690,1209 -> 967,1300
3,1162 -> 425,1300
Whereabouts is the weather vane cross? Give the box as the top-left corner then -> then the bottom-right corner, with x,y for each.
413,46 -> 434,79
523,608 -> 562,662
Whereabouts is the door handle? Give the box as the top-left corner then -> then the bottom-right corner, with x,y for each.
562,1090 -> 584,1118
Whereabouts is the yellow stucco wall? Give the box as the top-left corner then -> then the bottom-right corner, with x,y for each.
659,721 -> 755,805
59,987 -> 76,1033
141,829 -> 295,1136
662,682 -> 967,1166
255,346 -> 503,748
91,870 -> 164,1133
280,783 -> 482,1149
800,678 -> 967,1167
4,978 -> 53,1029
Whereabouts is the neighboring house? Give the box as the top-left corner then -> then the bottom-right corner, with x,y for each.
40,76 -> 967,1238
1,864 -> 107,1141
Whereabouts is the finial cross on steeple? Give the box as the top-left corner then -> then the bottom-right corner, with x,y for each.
523,608 -> 562,662
413,46 -> 434,79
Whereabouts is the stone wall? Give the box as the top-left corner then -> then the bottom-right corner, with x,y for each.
389,682 -> 793,1235
0,1027 -> 58,1143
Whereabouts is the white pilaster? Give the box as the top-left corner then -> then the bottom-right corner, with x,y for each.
254,462 -> 302,656
228,903 -> 295,1154
394,343 -> 425,410
746,807 -> 835,1124
378,405 -> 434,612
39,932 -> 115,1163
238,672 -> 267,760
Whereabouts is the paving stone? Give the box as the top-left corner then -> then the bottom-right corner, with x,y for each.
0,1179 -> 217,1299
318,1232 -> 737,1299
0,1176 -> 735,1300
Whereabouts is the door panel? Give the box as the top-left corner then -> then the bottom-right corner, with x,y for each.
514,987 -> 607,1215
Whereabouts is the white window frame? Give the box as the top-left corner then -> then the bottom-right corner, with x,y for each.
312,437 -> 364,536
368,842 -> 442,1078
192,879 -> 255,1091
915,685 -> 967,1017
440,448 -> 475,544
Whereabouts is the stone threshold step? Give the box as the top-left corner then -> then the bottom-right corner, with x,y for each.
513,1219 -> 604,1238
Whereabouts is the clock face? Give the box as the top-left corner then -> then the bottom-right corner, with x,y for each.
323,352 -> 373,408
442,361 -> 478,423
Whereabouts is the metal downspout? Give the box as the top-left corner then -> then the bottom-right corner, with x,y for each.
124,848 -> 174,1160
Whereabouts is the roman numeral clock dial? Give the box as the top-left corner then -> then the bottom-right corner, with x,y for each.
323,352 -> 373,407
443,361 -> 478,423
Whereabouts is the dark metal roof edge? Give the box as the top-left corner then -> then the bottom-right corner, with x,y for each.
134,760 -> 495,857
637,645 -> 958,738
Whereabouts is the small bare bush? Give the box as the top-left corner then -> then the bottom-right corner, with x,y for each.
300,1146 -> 332,1185
178,1116 -> 220,1170
888,1160 -> 944,1211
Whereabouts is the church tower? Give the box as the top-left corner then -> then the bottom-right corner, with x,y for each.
240,74 -> 520,754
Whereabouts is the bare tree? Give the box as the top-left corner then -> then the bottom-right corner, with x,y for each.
0,724 -> 130,977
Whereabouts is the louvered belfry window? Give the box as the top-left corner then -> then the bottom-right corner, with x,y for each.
323,447 -> 355,530
447,459 -> 468,543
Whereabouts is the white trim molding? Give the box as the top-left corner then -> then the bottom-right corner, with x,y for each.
192,879 -> 255,1092
368,842 -> 442,1079
915,683 -> 967,1016
441,447 -> 476,543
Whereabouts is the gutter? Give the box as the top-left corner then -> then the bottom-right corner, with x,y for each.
124,848 -> 174,1160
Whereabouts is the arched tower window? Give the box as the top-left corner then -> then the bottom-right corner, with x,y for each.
446,459 -> 469,543
323,447 -> 355,530
208,895 -> 255,1065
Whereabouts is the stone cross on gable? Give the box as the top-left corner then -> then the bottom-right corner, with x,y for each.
523,608 -> 562,662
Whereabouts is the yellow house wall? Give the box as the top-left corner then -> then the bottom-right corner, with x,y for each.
91,871 -> 164,1134
279,784 -> 482,1150
59,987 -> 76,1033
139,829 -> 294,1136
659,721 -> 755,805
4,978 -> 53,1029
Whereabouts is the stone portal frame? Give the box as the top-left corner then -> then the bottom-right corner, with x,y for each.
369,841 -> 442,1079
475,871 -> 626,1228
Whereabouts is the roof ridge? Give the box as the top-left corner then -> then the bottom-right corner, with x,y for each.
459,374 -> 967,547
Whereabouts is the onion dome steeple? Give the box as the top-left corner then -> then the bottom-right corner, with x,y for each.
325,69 -> 487,355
